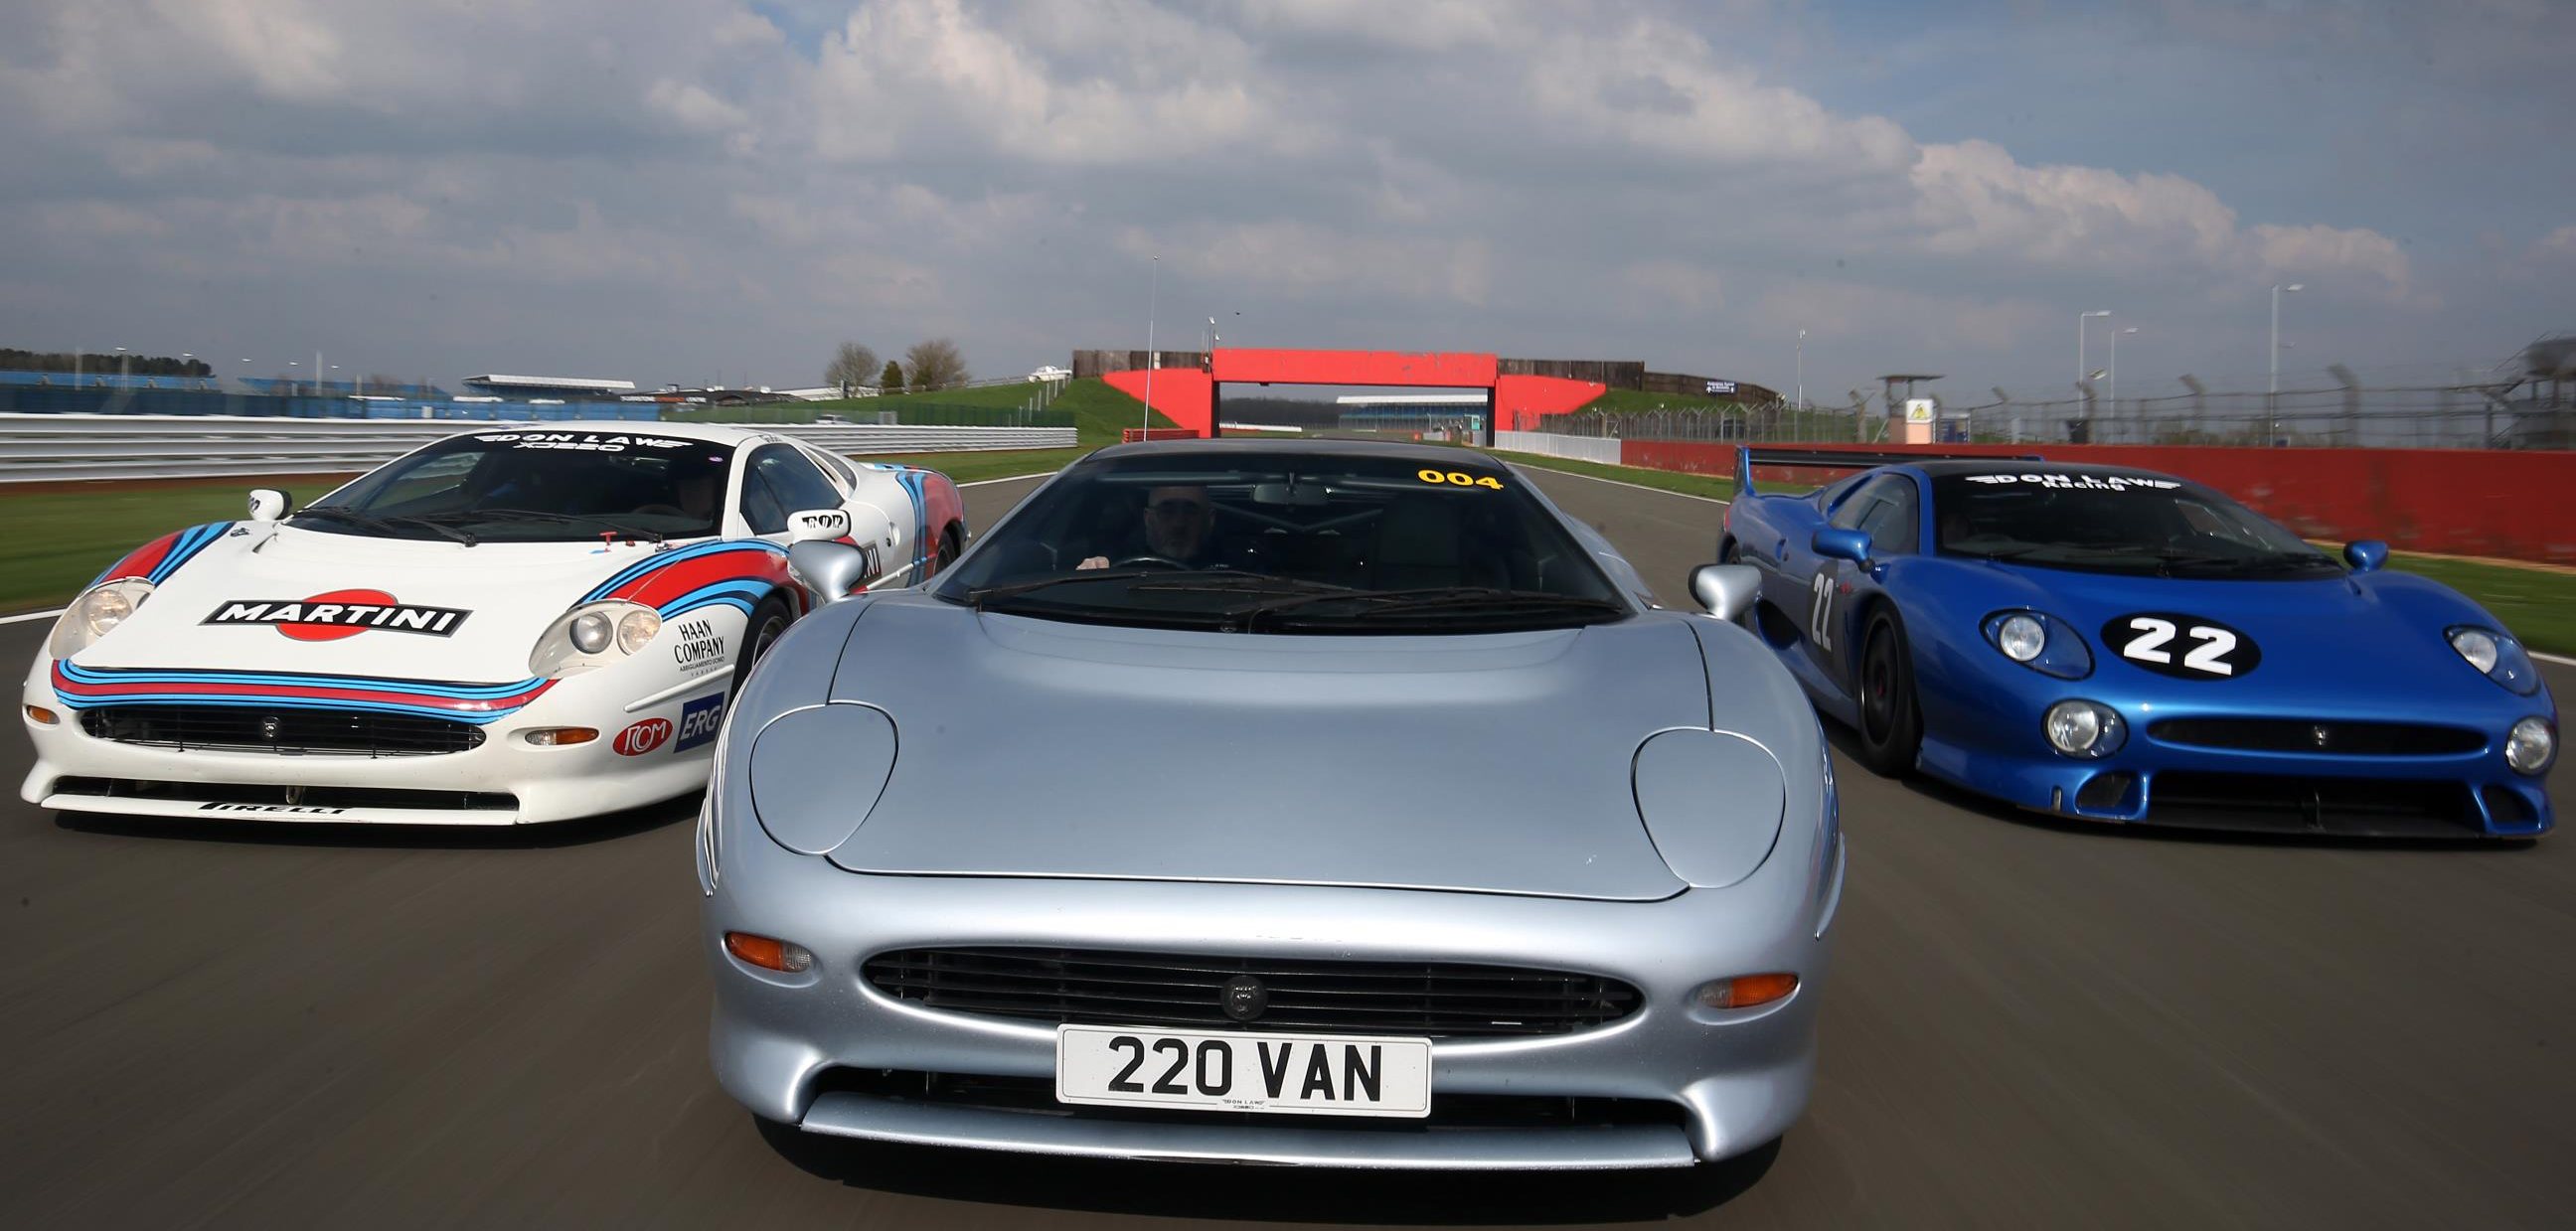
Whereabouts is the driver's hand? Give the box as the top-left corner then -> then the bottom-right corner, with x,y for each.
1075,556 -> 1109,570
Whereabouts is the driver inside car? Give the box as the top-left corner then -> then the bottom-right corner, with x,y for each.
1076,484 -> 1216,570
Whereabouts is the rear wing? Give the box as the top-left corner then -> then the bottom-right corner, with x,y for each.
1734,446 -> 2045,496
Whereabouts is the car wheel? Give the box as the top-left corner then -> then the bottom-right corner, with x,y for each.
1853,608 -> 1923,777
733,594 -> 791,693
934,523 -> 963,574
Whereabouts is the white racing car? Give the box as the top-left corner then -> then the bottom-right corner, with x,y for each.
19,421 -> 966,825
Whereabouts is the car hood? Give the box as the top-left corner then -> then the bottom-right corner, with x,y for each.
1982,560 -> 2494,692
820,595 -> 1705,900
74,525 -> 683,681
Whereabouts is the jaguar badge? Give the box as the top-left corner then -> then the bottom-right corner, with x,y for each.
1220,975 -> 1268,1022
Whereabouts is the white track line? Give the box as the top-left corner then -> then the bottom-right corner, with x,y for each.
2537,651 -> 2576,668
1503,461 -> 1730,507
958,472 -> 1056,488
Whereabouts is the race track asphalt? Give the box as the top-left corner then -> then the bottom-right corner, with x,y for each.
3,467 -> 2571,1230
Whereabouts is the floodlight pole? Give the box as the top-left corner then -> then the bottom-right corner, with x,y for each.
1795,329 -> 1806,412
1142,256 -> 1158,438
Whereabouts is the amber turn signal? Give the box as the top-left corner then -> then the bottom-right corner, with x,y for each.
521,727 -> 598,746
1695,973 -> 1799,1010
724,931 -> 815,974
24,704 -> 59,725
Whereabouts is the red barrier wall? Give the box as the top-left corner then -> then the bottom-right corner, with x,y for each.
1621,440 -> 2576,564
1101,369 -> 1212,437
1494,376 -> 1606,431
1211,349 -> 1499,387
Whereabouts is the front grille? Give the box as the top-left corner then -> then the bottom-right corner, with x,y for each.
811,1068 -> 1688,1133
2147,718 -> 2484,757
79,705 -> 484,757
53,777 -> 516,813
2145,771 -> 2484,838
864,947 -> 1642,1038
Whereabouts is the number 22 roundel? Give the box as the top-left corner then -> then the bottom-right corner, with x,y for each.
2102,613 -> 2262,680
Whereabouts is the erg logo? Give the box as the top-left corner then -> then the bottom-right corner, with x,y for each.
675,692 -> 725,752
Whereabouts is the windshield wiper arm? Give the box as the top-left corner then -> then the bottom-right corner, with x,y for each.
292,506 -> 478,545
1233,586 -> 1624,628
965,568 -> 1168,609
421,508 -> 665,543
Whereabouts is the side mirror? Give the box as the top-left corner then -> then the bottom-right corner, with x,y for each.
247,489 -> 293,523
788,539 -> 879,603
786,507 -> 853,543
1812,527 -> 1872,563
2343,539 -> 2388,574
1689,563 -> 1762,623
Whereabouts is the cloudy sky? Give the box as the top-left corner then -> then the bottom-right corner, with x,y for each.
3,0 -> 2570,402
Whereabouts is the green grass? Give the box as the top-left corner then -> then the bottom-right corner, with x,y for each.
2370,550 -> 2576,658
853,447 -> 1086,484
0,482 -> 342,615
19,427 -> 2569,658
662,378 -> 1170,444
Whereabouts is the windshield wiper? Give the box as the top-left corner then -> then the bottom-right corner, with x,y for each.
291,506 -> 479,546
2149,548 -> 2339,576
964,568 -> 1168,609
420,508 -> 665,543
1232,586 -> 1625,630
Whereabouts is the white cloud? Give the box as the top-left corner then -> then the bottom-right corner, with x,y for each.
0,0 -> 2513,392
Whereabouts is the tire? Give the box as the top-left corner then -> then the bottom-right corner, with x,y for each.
732,594 -> 792,694
1852,608 -> 1923,777
934,523 -> 963,574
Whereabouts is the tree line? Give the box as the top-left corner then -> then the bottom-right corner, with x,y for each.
823,338 -> 970,396
3,348 -> 213,378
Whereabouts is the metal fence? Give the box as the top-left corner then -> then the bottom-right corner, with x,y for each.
1493,430 -> 1621,464
1537,382 -> 2576,451
0,415 -> 1074,484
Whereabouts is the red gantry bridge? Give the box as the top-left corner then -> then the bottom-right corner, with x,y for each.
1077,348 -> 1759,441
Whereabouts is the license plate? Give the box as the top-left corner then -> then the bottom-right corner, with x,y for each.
1055,1024 -> 1432,1119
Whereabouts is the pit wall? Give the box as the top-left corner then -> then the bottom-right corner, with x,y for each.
1616,440 -> 2576,565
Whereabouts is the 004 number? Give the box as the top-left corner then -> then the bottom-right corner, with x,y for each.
1417,469 -> 1504,490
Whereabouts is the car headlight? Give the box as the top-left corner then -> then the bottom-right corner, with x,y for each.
1983,610 -> 2092,679
50,579 -> 154,660
2448,626 -> 2540,695
2505,717 -> 2555,776
529,600 -> 662,678
2043,699 -> 2127,758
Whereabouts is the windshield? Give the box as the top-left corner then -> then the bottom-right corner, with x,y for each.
296,431 -> 735,542
931,451 -> 1630,634
1932,471 -> 2342,579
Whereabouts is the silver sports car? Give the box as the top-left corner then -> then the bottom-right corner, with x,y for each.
698,438 -> 1843,1169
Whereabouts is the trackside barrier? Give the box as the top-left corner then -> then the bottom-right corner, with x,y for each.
1620,440 -> 2576,566
0,415 -> 1075,484
1494,430 -> 1622,465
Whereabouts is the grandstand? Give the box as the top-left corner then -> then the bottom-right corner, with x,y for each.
238,377 -> 450,398
462,374 -> 637,400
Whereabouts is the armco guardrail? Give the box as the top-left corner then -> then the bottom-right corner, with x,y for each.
0,414 -> 1075,484
1494,430 -> 1622,464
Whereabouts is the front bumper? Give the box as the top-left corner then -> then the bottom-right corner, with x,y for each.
21,656 -> 725,825
702,830 -> 1844,1169
1916,687 -> 2554,837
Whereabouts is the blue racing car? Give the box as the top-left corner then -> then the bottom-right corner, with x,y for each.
1718,450 -> 2554,838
